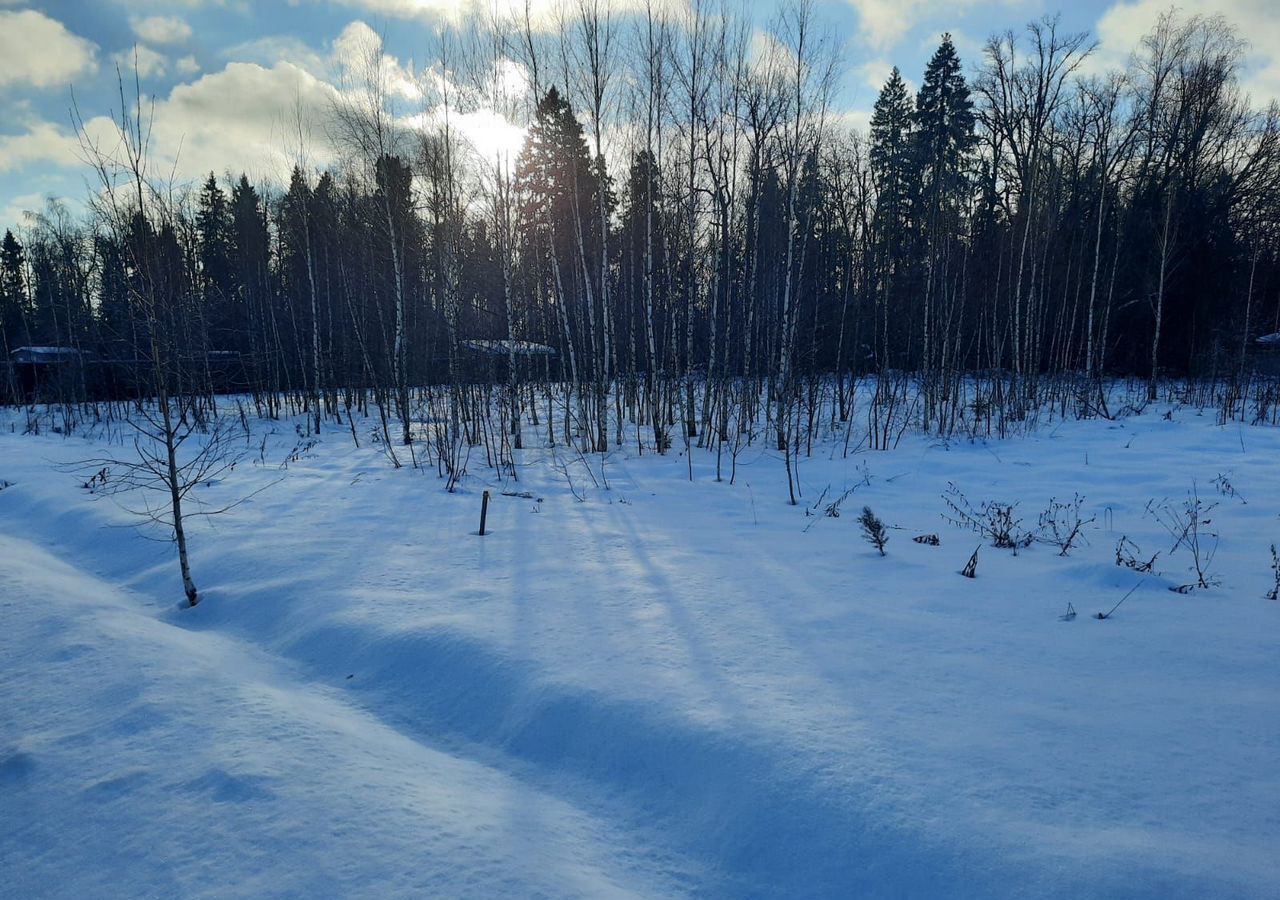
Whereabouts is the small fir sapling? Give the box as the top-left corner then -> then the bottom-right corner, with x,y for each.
859,506 -> 889,556
1267,545 -> 1279,601
960,546 -> 979,578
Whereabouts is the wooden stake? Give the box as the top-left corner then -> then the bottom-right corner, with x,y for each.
479,490 -> 490,536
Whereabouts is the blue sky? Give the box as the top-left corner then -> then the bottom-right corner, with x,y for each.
1,1 -> 1276,231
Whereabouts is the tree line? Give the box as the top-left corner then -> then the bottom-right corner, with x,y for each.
3,1 -> 1279,459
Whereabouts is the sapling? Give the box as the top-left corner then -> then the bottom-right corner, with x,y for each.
943,483 -> 1034,550
1037,493 -> 1095,556
1146,487 -> 1219,592
960,546 -> 979,578
859,506 -> 889,556
75,413 -> 247,607
1267,545 -> 1279,601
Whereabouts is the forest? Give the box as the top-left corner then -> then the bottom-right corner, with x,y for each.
2,1 -> 1279,466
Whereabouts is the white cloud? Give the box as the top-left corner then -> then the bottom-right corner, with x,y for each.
224,35 -> 328,78
857,59 -> 896,93
176,55 -> 201,76
0,10 -> 98,88
113,0 -> 242,8
1094,0 -> 1280,104
843,0 -> 1027,53
1,57 -> 343,185
152,61 -> 343,178
830,108 -> 872,136
918,28 -> 981,64
0,121 -> 83,174
333,21 -> 422,102
327,0 -> 682,29
406,106 -> 525,163
130,15 -> 193,46
0,15 -> 539,196
114,45 -> 170,80
0,192 -> 45,230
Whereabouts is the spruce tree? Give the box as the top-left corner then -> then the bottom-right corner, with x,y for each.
913,34 -> 976,208
515,86 -> 603,382
0,229 -> 28,345
912,35 -> 977,378
516,87 -> 600,263
229,176 -> 270,354
869,67 -> 918,365
0,229 -> 28,401
870,67 -> 916,242
196,173 -> 235,348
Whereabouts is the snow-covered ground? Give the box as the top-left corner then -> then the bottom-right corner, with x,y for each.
2,396 -> 1278,898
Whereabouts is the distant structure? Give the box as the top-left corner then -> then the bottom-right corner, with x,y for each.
8,347 -> 90,401
460,340 -> 556,356
1255,333 -> 1280,376
6,346 -> 248,402
459,340 -> 557,381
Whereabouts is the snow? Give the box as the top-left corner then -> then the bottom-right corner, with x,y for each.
461,339 -> 558,355
2,395 -> 1278,897
9,347 -> 82,355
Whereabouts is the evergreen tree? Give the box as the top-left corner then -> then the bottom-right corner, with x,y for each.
913,35 -> 976,215
279,167 -> 315,342
515,87 -> 603,376
95,233 -> 132,355
618,148 -> 668,373
196,174 -> 234,311
912,35 -> 977,377
869,67 -> 919,364
516,87 -> 601,266
229,175 -> 270,355
0,229 -> 28,348
870,67 -> 916,243
1,229 -> 28,401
